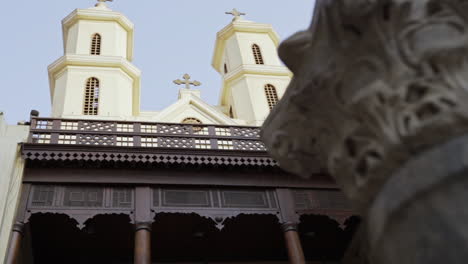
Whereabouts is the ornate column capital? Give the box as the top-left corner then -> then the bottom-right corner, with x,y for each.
135,222 -> 152,232
282,222 -> 299,232
262,0 -> 468,212
12,222 -> 25,235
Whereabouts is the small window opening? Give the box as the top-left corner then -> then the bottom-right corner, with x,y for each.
252,44 -> 264,65
83,77 -> 100,115
264,84 -> 279,110
90,33 -> 101,55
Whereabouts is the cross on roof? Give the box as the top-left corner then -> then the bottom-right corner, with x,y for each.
173,74 -> 201,89
225,8 -> 246,20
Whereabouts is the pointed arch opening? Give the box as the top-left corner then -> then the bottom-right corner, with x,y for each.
264,84 -> 279,110
229,106 -> 234,118
83,77 -> 100,115
252,44 -> 264,65
90,33 -> 102,55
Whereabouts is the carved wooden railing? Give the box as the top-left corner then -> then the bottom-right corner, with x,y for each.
27,117 -> 266,152
23,117 -> 276,167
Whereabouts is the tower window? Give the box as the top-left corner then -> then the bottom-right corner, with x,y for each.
90,33 -> 101,55
83,77 -> 100,115
229,106 -> 234,118
252,44 -> 264,65
224,63 -> 228,74
264,84 -> 279,110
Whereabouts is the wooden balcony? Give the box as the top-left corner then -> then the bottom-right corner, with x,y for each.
22,117 -> 277,167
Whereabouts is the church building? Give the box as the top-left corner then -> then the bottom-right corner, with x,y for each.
0,1 -> 358,263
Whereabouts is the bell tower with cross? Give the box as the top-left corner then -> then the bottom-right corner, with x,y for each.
212,9 -> 292,125
47,0 -> 141,119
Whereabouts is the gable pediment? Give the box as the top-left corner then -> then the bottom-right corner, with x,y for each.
154,95 -> 238,125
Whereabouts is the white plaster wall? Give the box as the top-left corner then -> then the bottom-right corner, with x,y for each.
0,114 -> 29,263
65,22 -> 79,55
52,66 -> 134,118
51,70 -> 69,117
224,35 -> 242,72
230,78 -> 255,124
229,75 -> 290,126
66,20 -> 128,57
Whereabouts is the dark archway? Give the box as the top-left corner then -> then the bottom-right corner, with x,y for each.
152,213 -> 287,262
214,214 -> 287,261
152,213 -> 219,262
29,213 -> 133,264
299,214 -> 361,262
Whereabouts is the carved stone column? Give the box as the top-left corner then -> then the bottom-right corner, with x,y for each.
262,0 -> 468,263
282,222 -> 306,264
134,222 -> 151,264
5,222 -> 24,264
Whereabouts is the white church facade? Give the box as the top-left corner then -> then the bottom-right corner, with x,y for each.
47,2 -> 291,126
0,2 -> 356,264
1,1 -> 293,261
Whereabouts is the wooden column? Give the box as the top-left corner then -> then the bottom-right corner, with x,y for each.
134,187 -> 152,264
282,222 -> 306,264
134,222 -> 152,264
5,222 -> 25,264
277,188 -> 305,264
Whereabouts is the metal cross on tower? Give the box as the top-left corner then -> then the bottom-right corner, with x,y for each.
173,74 -> 201,89
225,8 -> 246,20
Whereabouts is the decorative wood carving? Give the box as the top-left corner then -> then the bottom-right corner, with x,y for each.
23,117 -> 276,167
25,185 -> 134,228
152,187 -> 281,229
22,147 -> 277,167
23,185 -> 352,232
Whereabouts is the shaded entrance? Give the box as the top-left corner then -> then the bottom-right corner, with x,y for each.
299,214 -> 361,262
28,213 -> 133,264
8,184 -> 357,264
152,213 -> 287,262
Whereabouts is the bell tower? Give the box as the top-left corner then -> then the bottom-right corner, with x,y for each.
48,1 -> 141,119
212,9 -> 292,126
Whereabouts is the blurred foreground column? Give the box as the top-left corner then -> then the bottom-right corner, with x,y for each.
262,0 -> 468,263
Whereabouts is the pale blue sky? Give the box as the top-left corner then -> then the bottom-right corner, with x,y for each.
0,0 -> 315,124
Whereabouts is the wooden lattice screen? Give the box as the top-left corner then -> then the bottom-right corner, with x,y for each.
90,33 -> 101,55
264,84 -> 279,110
252,44 -> 264,65
83,77 -> 100,115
